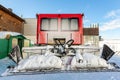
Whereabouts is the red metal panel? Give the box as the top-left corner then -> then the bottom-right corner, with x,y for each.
36,14 -> 84,45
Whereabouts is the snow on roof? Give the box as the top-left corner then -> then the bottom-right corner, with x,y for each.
0,31 -> 21,39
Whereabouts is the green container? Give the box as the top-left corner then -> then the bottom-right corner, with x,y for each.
0,35 -> 31,59
0,39 -> 9,59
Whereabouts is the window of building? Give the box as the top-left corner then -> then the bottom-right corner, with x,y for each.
41,18 -> 58,31
61,18 -> 79,31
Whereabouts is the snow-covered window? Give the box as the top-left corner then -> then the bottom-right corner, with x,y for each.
61,18 -> 78,31
41,18 -> 58,31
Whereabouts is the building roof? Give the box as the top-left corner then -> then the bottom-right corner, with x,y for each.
83,27 -> 99,35
0,4 -> 25,22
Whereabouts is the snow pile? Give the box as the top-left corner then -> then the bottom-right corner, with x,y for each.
71,53 -> 108,69
11,52 -> 111,72
13,54 -> 62,72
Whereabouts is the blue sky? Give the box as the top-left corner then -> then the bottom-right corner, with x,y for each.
1,0 -> 120,39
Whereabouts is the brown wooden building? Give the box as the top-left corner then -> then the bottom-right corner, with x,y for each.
83,27 -> 99,36
0,5 -> 25,33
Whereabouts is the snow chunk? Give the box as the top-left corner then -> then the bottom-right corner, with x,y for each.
71,53 -> 108,69
14,54 -> 62,71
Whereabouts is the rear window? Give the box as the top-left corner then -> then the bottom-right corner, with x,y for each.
41,18 -> 58,31
61,18 -> 79,31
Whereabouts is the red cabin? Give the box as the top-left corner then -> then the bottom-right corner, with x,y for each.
36,14 -> 84,45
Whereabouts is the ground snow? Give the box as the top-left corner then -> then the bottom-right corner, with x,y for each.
1,71 -> 120,80
0,57 -> 16,75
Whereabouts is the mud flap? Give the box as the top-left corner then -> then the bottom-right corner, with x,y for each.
8,45 -> 22,64
101,44 -> 115,61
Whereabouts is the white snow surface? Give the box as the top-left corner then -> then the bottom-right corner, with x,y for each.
71,53 -> 108,69
13,54 -> 62,72
0,54 -> 120,80
0,31 -> 21,38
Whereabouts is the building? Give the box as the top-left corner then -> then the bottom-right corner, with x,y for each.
83,25 -> 99,46
24,18 -> 37,43
0,5 -> 25,33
